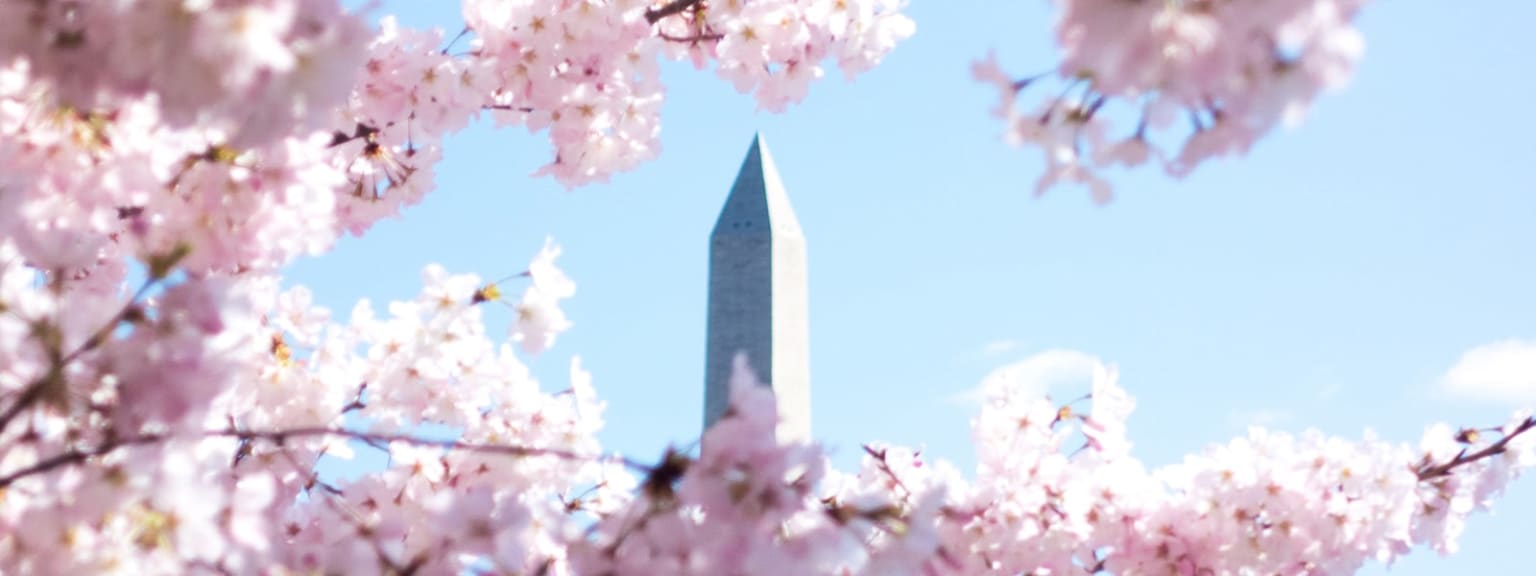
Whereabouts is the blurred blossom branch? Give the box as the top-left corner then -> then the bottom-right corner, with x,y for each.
1417,416 -> 1536,481
0,425 -> 650,490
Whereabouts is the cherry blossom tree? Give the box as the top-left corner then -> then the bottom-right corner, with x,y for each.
0,0 -> 1528,574
974,0 -> 1370,204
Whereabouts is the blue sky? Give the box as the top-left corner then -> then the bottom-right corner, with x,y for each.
301,1 -> 1536,572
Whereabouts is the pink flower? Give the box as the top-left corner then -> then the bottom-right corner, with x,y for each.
1084,364 -> 1134,457
1035,149 -> 1114,205
512,287 -> 571,356
526,238 -> 576,300
1094,135 -> 1153,168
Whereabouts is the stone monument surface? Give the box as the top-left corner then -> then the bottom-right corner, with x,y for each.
703,134 -> 811,442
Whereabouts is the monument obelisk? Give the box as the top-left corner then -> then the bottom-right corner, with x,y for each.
703,134 -> 811,442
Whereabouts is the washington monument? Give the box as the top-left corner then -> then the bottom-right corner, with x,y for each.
703,134 -> 811,442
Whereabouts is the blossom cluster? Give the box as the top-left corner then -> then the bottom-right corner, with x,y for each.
0,2 -> 918,558
0,231 -> 611,573
465,0 -> 915,184
563,362 -> 1535,576
0,0 -> 918,274
0,0 -> 915,564
0,0 -> 371,149
975,0 -> 1370,203
2,252 -> 1530,574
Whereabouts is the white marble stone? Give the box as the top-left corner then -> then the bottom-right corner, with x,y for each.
704,134 -> 811,442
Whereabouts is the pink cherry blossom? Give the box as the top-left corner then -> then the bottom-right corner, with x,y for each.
0,1 -> 1529,574
978,0 -> 1373,202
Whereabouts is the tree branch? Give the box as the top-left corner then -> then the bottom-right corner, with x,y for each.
483,104 -> 535,114
659,31 -> 724,44
645,0 -> 703,25
1417,416 -> 1536,481
340,381 -> 369,414
0,433 -> 165,489
0,382 -> 48,440
218,427 -> 650,472
441,26 -> 471,55
0,276 -> 158,437
863,444 -> 914,500
0,425 -> 652,489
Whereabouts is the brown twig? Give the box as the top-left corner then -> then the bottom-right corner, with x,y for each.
658,31 -> 724,43
0,276 -> 158,437
327,123 -> 380,149
0,382 -> 49,441
0,426 -> 652,489
340,382 -> 369,414
0,433 -> 165,489
1417,416 -> 1536,481
441,26 -> 471,55
644,0 -> 703,25
863,444 -> 914,500
482,104 -> 535,114
219,427 -> 651,471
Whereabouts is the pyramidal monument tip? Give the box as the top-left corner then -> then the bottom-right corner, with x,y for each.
703,133 -> 811,443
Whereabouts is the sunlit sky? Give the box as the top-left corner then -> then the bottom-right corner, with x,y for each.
302,1 -> 1536,572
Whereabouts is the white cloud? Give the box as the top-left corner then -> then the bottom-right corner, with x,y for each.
951,349 -> 1105,405
1440,340 -> 1536,406
981,339 -> 1025,357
